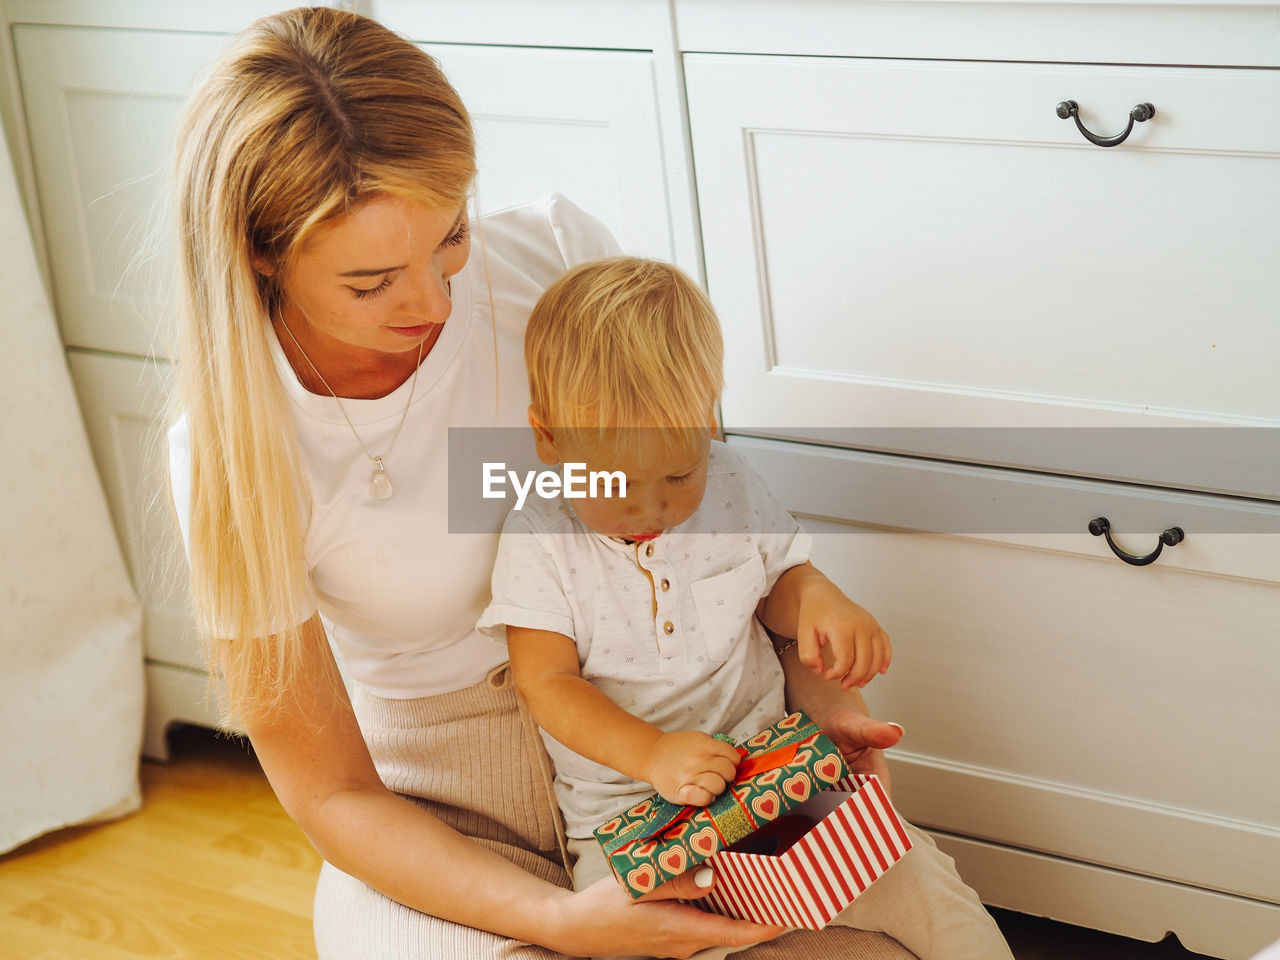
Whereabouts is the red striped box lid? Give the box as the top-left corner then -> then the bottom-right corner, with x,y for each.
698,774 -> 911,929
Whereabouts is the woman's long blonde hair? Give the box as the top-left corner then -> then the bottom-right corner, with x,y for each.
169,7 -> 475,723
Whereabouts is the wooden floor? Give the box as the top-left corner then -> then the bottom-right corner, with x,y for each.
0,725 -> 320,960
0,724 -> 1218,960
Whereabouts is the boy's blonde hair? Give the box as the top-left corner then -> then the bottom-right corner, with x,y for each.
168,7 -> 475,724
525,257 -> 723,452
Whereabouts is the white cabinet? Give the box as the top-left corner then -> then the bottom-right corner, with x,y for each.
9,9 -> 694,757
14,27 -> 243,756
684,6 -> 1280,956
13,25 -> 686,359
733,440 -> 1280,924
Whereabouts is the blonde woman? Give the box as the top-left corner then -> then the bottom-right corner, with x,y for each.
167,8 -> 920,958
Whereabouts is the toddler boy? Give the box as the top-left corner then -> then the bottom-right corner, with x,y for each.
478,257 -> 1012,960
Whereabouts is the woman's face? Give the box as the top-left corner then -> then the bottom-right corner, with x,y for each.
275,193 -> 471,369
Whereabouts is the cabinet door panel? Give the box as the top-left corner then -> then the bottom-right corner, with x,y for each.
67,351 -> 200,670
732,436 -> 1280,905
425,44 -> 674,261
686,56 -> 1280,478
15,26 -> 229,356
728,435 -> 1280,583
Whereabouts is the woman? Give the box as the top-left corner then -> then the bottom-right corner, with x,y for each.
167,8 -> 1005,958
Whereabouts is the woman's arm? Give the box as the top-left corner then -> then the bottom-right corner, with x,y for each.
245,615 -> 772,957
506,625 -> 739,805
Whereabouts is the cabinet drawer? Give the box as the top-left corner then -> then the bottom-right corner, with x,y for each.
67,350 -> 200,670
15,25 -> 689,356
732,435 -> 1280,906
688,56 -> 1280,488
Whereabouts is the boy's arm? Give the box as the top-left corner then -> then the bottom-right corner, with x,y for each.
506,625 -> 739,805
757,561 -> 892,689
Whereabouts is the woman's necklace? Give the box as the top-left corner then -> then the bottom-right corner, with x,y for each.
277,316 -> 425,502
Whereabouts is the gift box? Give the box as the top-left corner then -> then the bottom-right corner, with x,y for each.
699,773 -> 911,929
593,711 -> 909,921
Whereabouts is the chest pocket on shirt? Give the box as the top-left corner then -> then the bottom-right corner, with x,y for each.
689,554 -> 767,663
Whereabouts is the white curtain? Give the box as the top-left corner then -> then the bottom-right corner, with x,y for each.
0,124 -> 145,853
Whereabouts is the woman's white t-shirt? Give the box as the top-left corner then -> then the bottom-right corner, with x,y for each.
169,194 -> 620,698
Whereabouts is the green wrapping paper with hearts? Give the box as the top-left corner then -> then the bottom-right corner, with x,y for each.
593,711 -> 849,899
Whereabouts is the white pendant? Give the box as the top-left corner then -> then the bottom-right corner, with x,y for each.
370,460 -> 394,501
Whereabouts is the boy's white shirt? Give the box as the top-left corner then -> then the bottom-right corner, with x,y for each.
477,441 -> 812,839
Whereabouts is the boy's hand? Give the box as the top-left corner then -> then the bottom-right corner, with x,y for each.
797,580 -> 893,689
644,731 -> 741,806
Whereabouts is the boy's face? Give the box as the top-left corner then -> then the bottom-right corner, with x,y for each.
541,424 -> 712,542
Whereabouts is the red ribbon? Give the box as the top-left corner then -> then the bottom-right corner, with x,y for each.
733,742 -> 799,780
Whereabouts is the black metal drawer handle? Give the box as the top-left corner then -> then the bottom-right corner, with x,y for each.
1056,100 -> 1155,148
1088,517 -> 1184,566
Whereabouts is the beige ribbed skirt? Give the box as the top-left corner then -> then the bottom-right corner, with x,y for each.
312,665 -> 918,960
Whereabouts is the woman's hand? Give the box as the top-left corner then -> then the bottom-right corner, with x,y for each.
774,635 -> 904,794
819,706 -> 904,794
547,870 -> 784,959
